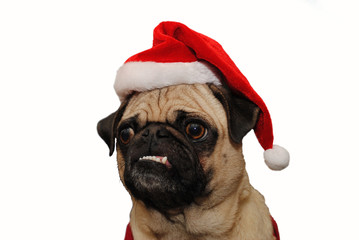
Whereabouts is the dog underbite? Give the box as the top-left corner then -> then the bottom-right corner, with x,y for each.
117,115 -> 219,214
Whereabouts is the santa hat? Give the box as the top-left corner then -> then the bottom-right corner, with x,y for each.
114,21 -> 289,171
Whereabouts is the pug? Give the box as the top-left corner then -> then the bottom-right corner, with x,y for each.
97,83 -> 279,240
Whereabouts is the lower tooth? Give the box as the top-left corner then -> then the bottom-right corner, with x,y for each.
139,156 -> 168,165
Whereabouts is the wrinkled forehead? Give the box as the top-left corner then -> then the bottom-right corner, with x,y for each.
120,84 -> 225,126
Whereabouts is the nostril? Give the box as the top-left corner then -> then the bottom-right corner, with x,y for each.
141,125 -> 170,140
142,129 -> 150,137
156,129 -> 169,138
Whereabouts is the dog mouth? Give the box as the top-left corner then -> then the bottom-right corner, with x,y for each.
122,123 -> 207,213
124,148 -> 206,213
139,155 -> 172,168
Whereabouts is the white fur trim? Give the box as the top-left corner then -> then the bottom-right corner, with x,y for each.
264,145 -> 290,171
114,61 -> 221,100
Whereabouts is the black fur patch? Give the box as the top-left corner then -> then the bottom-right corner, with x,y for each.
119,115 -> 217,214
208,84 -> 259,144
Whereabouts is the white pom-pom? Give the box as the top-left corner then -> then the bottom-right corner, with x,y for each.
264,145 -> 290,171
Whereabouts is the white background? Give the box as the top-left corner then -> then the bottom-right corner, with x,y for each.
1,0 -> 358,239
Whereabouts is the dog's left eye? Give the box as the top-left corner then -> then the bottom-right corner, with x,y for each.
119,128 -> 134,145
186,123 -> 207,141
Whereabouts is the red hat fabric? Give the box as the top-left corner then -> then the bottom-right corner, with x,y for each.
114,21 -> 289,170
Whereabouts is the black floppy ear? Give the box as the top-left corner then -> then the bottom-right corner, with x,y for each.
97,101 -> 129,156
209,84 -> 260,144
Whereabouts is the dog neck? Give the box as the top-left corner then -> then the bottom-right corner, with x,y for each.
128,170 -> 274,240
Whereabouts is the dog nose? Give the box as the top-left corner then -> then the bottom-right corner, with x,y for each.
141,124 -> 171,154
142,124 -> 170,140
156,127 -> 170,138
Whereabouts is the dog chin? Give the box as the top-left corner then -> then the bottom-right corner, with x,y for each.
123,151 -> 207,214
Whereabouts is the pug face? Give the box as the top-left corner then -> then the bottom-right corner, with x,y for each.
97,84 -> 259,215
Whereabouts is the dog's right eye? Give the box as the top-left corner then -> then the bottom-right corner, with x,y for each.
119,128 -> 134,145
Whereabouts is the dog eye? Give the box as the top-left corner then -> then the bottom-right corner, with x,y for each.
185,123 -> 207,140
119,128 -> 134,145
